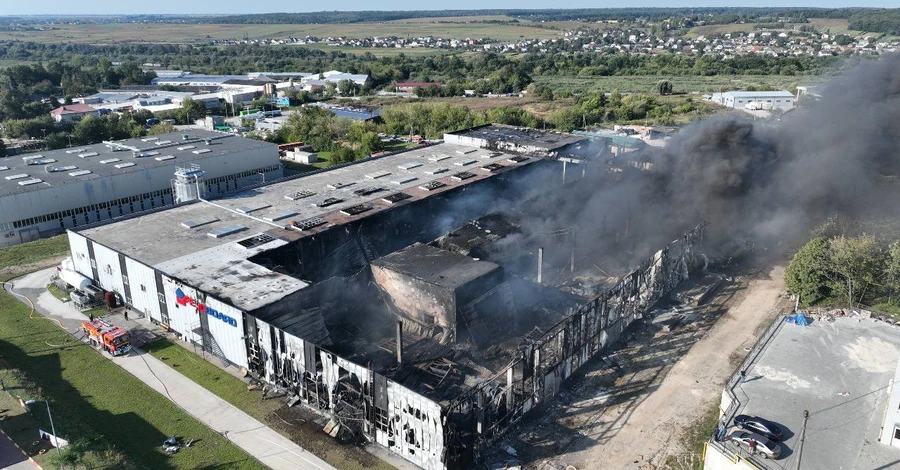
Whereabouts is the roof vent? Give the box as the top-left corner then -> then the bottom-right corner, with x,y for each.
182,134 -> 190,140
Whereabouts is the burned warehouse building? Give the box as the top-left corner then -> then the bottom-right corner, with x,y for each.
65,124 -> 708,469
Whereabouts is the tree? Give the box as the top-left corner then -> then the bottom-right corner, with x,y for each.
827,234 -> 884,307
358,131 -> 383,156
337,79 -> 358,96
657,79 -> 674,95
785,237 -> 831,305
331,146 -> 357,165
0,138 -> 6,158
148,123 -> 176,135
179,98 -> 207,124
884,241 -> 900,303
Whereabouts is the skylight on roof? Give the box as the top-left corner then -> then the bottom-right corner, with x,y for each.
0,166 -> 8,171
208,225 -> 247,239
285,190 -> 315,200
455,159 -> 477,166
391,176 -> 418,185
138,150 -> 160,157
65,148 -> 87,154
69,170 -> 92,176
181,217 -> 220,229
53,165 -> 77,172
398,162 -> 422,171
365,171 -> 391,179
177,145 -> 195,151
327,182 -> 354,190
237,204 -> 271,214
78,152 -> 99,158
155,155 -> 175,161
5,174 -> 28,180
157,140 -> 172,145
17,178 -> 42,186
264,210 -> 298,222
114,162 -> 136,169
424,167 -> 448,175
100,158 -> 121,164
141,137 -> 159,142
192,149 -> 211,155
428,155 -> 451,162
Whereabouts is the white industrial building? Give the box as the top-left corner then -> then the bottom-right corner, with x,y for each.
715,91 -> 795,110
0,130 -> 282,247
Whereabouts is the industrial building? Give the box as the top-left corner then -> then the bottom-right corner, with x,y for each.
712,91 -> 795,111
66,124 -> 704,469
0,130 -> 282,247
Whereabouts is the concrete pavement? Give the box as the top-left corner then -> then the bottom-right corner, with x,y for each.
7,268 -> 335,470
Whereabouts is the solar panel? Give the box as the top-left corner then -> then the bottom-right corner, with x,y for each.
292,217 -> 326,231
236,233 -> 276,249
285,190 -> 316,200
207,225 -> 247,238
340,204 -> 373,216
382,192 -> 412,204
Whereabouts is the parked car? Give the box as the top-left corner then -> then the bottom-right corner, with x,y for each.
727,431 -> 782,459
734,415 -> 783,441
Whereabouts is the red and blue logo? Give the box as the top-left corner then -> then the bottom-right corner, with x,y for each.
175,288 -> 238,327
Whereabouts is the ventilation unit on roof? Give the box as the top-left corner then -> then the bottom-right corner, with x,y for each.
382,192 -> 412,204
236,233 -> 276,249
292,217 -> 326,231
141,137 -> 159,142
353,186 -> 385,196
340,204 -> 373,216
481,163 -> 504,173
207,225 -> 247,239
451,171 -> 476,181
285,190 -> 315,200
506,156 -> 529,163
419,181 -> 446,191
316,197 -> 344,208
181,217 -> 220,229
182,134 -> 190,140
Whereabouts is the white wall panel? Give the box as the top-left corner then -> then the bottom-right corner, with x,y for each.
92,243 -> 125,297
203,295 -> 248,368
162,276 -> 202,344
67,231 -> 92,277
124,258 -> 162,322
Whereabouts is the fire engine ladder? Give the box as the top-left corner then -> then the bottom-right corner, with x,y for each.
192,323 -> 230,367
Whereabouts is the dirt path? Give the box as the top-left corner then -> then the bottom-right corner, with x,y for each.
511,265 -> 788,470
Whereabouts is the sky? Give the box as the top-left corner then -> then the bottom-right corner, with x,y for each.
3,2 -> 895,16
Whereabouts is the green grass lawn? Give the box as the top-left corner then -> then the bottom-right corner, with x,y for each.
0,238 -> 266,470
143,338 -> 395,470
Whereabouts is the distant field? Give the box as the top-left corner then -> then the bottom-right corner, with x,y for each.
684,18 -> 867,38
536,74 -> 828,94
0,20 -> 562,44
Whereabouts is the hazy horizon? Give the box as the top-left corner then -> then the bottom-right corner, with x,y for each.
2,3 -> 897,16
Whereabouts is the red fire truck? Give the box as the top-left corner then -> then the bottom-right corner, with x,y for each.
82,318 -> 131,356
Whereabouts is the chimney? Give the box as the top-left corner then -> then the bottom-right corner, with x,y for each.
537,247 -> 544,284
396,320 -> 404,365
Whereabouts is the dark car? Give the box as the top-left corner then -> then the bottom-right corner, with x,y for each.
727,431 -> 782,459
734,414 -> 783,441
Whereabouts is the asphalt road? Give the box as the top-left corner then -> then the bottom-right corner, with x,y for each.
0,430 -> 37,470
